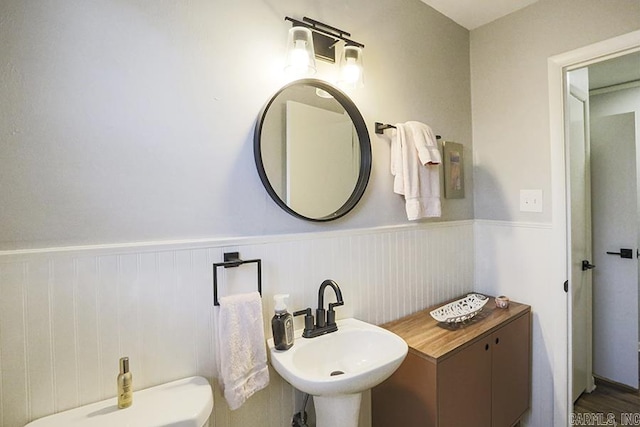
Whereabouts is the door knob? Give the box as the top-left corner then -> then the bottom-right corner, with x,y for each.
605,248 -> 634,259
581,260 -> 595,271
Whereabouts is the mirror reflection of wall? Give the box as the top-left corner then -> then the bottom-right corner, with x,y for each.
286,101 -> 359,218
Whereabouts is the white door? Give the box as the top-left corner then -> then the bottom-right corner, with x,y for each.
567,73 -> 595,401
591,112 -> 639,390
286,101 -> 356,218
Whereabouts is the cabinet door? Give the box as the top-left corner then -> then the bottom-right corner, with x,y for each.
372,351 -> 438,427
491,313 -> 531,427
439,338 -> 492,427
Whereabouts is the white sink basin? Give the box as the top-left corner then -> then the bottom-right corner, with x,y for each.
268,317 -> 407,396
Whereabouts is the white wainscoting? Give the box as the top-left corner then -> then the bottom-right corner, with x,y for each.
0,221 -> 474,427
474,219 -> 567,427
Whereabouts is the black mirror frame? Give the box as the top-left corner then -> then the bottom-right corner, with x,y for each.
253,78 -> 372,222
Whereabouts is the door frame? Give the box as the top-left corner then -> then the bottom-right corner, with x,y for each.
547,29 -> 640,423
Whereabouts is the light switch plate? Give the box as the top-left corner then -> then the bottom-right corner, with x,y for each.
520,189 -> 543,212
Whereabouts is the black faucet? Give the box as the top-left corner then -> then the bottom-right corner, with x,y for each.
293,279 -> 344,338
316,279 -> 344,329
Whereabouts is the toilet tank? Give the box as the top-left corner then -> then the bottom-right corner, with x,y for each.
25,376 -> 213,427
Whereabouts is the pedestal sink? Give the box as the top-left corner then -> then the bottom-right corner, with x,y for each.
267,317 -> 408,427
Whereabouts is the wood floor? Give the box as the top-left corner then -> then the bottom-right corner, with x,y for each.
573,363 -> 640,425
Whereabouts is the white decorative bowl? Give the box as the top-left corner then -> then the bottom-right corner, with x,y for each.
430,293 -> 489,323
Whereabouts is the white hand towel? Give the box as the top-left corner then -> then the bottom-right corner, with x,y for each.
391,121 -> 442,220
218,291 -> 269,410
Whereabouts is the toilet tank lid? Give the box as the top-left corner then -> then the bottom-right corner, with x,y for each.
25,376 -> 213,427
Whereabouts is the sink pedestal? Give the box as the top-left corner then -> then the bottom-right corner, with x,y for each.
314,393 -> 361,427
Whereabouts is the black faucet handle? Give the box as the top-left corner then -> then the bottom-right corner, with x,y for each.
328,301 -> 344,310
293,308 -> 311,317
294,308 -> 315,336
326,301 -> 344,326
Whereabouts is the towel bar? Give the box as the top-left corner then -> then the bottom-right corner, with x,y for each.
375,121 -> 441,139
213,252 -> 262,306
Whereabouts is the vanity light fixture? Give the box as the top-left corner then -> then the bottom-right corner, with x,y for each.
284,16 -> 365,87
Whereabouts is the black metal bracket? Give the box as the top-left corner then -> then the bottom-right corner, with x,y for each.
285,16 -> 364,48
581,260 -> 596,271
213,252 -> 262,306
284,16 -> 364,63
375,121 -> 441,139
375,122 -> 396,134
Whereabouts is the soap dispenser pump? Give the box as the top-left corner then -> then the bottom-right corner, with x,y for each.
272,294 -> 294,350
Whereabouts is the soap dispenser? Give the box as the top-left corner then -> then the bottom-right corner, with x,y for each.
272,294 -> 294,350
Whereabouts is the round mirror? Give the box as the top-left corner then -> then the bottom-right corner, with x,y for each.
254,79 -> 371,221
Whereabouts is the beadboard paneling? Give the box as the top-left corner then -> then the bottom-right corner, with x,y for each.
0,222 -> 473,427
474,219 -> 565,427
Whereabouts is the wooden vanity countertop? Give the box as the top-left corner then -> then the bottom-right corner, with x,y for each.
380,295 -> 531,362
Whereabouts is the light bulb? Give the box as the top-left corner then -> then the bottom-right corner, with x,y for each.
338,45 -> 364,88
341,58 -> 361,84
290,40 -> 310,69
284,27 -> 316,76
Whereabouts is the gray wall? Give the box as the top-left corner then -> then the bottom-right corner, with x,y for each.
471,0 -> 640,223
471,1 -> 640,426
0,0 -> 473,251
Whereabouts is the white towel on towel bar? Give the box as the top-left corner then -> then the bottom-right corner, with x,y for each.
391,121 -> 442,220
218,291 -> 269,410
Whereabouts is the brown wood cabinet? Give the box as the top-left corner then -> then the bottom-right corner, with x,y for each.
372,296 -> 531,427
